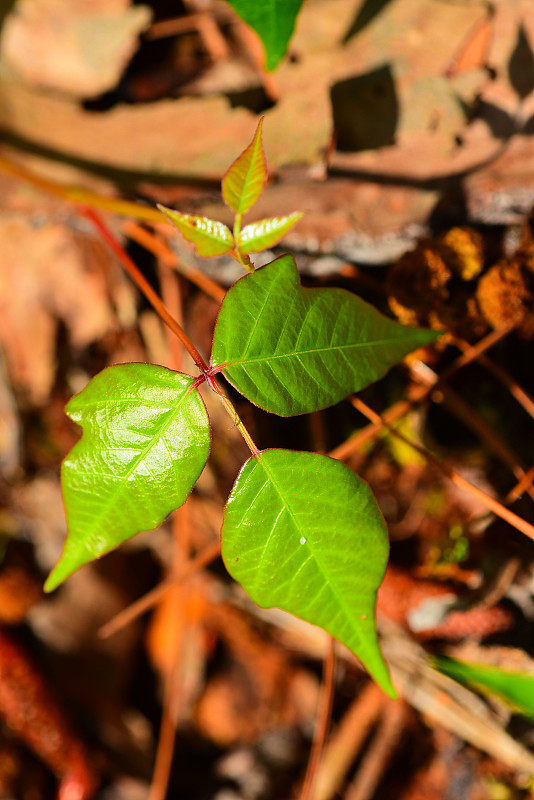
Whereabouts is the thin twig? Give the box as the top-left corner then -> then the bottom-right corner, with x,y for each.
453,334 -> 534,421
299,638 -> 337,800
81,206 -> 209,373
149,506 -> 190,800
122,220 -> 226,303
98,540 -> 221,639
314,683 -> 386,800
329,325 -> 518,464
506,463 -> 534,504
351,397 -> 534,543
409,361 -> 534,499
344,700 -> 408,800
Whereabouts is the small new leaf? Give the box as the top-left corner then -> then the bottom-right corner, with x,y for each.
222,449 -> 395,696
158,206 -> 234,257
46,364 -> 210,591
238,212 -> 303,253
222,118 -> 267,215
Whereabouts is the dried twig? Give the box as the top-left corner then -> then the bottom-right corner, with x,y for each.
314,683 -> 386,800
299,638 -> 337,800
350,396 -> 534,543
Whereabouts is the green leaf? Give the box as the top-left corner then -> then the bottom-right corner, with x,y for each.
222,449 -> 395,695
222,118 -> 266,215
225,0 -> 305,71
45,364 -> 210,591
157,206 -> 234,257
211,254 -> 439,416
238,212 -> 303,253
435,656 -> 534,720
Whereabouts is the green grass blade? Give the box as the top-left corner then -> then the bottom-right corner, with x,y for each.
435,655 -> 534,720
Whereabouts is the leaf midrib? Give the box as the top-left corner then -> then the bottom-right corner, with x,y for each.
220,336 -> 420,367
257,455 -> 368,650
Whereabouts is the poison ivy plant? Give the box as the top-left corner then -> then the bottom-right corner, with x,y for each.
48,119 -> 439,698
224,0 -> 306,71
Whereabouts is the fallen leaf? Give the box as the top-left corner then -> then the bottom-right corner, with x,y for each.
0,0 -> 152,98
0,215 -> 134,404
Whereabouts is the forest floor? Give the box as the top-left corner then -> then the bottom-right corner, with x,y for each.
0,1 -> 534,799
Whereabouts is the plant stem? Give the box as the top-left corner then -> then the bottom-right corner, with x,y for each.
215,387 -> 261,458
233,212 -> 242,242
85,206 -> 261,458
81,206 -> 209,375
232,212 -> 255,272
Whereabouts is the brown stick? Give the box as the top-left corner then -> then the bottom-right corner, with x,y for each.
98,541 -> 221,639
81,207 -> 209,374
314,683 -> 386,800
344,700 -> 408,800
299,638 -> 337,800
351,397 -> 534,543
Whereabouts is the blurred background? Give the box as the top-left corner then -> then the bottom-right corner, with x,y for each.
0,1 -> 534,799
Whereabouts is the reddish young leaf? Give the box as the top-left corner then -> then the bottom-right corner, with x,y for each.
238,212 -> 304,253
222,118 -> 267,215
158,206 -> 234,257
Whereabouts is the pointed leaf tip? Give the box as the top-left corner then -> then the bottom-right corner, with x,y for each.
224,0 -> 305,71
158,205 -> 234,257
222,118 -> 267,215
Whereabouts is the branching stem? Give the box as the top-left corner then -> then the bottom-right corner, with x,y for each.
84,207 -> 261,458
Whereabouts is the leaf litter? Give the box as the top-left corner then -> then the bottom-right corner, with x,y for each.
0,1 -> 533,799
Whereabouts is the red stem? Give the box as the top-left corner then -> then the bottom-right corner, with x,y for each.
81,206 -> 209,374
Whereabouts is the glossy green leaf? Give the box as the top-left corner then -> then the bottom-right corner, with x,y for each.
225,0 -> 305,71
157,206 -> 234,257
435,656 -> 534,720
222,448 -> 395,696
45,364 -> 210,591
211,254 -> 439,416
238,212 -> 303,253
222,118 -> 266,215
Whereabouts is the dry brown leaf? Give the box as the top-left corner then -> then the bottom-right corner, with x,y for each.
0,0 -> 152,98
0,216 -> 133,404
